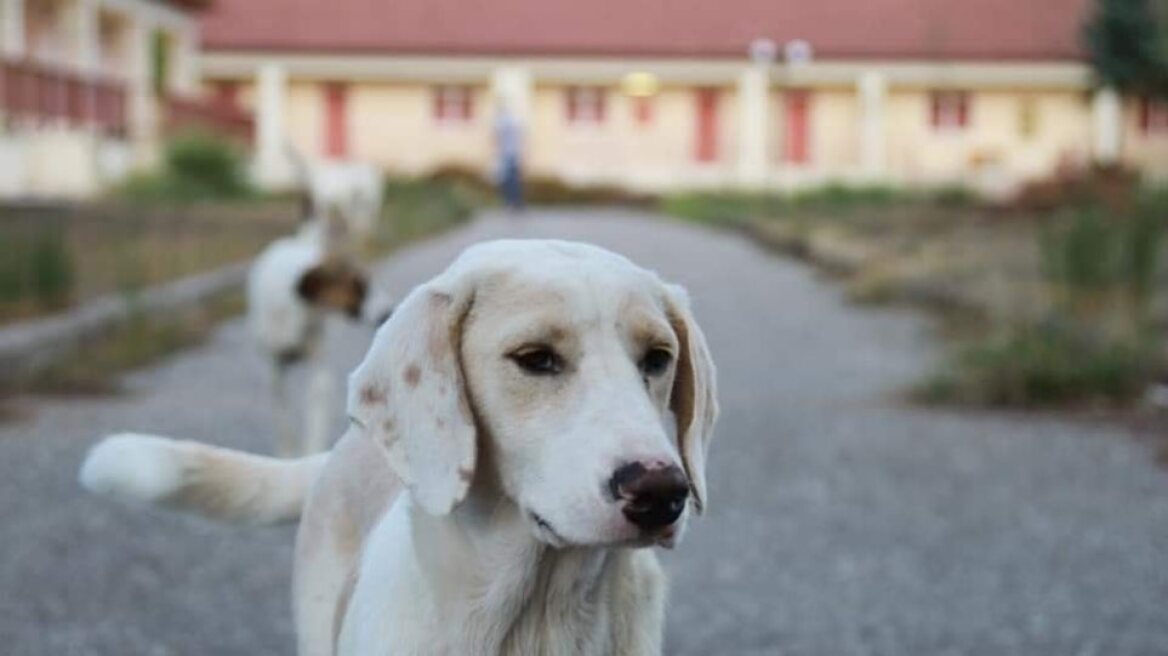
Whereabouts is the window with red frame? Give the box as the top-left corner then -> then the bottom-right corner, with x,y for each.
432,85 -> 474,123
1140,97 -> 1168,134
930,90 -> 970,131
566,86 -> 606,124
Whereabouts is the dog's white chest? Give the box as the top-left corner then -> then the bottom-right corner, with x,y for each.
336,503 -> 630,656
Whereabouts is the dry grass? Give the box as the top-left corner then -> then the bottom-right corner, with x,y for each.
667,190 -> 1167,409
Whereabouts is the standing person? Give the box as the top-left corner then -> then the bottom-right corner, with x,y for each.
494,101 -> 525,212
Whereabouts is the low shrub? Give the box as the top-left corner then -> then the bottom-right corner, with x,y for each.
1041,208 -> 1162,317
1011,163 -> 1140,213
0,223 -> 74,318
523,176 -> 656,206
425,164 -> 496,197
928,185 -> 979,207
115,130 -> 253,203
661,183 -> 923,227
660,191 -> 789,227
376,176 -> 490,251
916,317 -> 1158,406
920,206 -> 1163,407
790,183 -> 906,212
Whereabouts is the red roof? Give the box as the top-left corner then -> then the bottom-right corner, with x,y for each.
201,0 -> 1092,61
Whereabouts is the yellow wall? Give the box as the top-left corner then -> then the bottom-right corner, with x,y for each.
1122,103 -> 1168,179
218,74 -> 1167,190
347,83 -> 492,174
792,87 -> 859,172
527,84 -> 737,188
884,88 -> 1095,188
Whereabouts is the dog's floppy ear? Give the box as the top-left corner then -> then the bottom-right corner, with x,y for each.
346,278 -> 476,515
664,284 -> 719,514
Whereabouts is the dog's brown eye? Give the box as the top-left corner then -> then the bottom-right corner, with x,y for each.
511,348 -> 563,375
640,348 -> 672,377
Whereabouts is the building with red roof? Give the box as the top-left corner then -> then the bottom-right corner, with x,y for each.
0,0 -> 229,197
197,0 -> 1168,192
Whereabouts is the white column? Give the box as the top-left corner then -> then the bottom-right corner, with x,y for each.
170,27 -> 198,95
255,61 -> 292,189
1,0 -> 25,57
736,66 -> 769,187
70,0 -> 98,73
491,65 -> 533,122
857,71 -> 887,179
126,19 -> 157,162
1092,87 -> 1122,164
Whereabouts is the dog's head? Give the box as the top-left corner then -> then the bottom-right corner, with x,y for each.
347,240 -> 718,548
296,262 -> 370,319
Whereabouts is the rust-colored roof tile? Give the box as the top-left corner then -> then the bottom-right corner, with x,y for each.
201,0 -> 1091,61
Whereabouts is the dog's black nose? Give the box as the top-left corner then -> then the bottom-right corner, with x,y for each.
609,462 -> 689,530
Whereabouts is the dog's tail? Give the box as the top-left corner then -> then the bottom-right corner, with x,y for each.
79,433 -> 328,526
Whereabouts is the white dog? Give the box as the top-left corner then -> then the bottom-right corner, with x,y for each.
247,215 -> 391,456
81,239 -> 719,656
288,146 -> 384,249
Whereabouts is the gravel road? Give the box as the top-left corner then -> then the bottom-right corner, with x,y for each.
3,210 -> 1166,655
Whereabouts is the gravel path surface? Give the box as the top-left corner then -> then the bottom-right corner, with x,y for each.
3,210 -> 1166,655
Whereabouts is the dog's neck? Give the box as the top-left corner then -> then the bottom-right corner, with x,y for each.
408,496 -> 621,654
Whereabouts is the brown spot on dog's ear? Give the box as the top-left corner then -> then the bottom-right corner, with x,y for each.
436,417 -> 446,429
381,417 -> 395,433
403,364 -> 421,388
360,383 -> 387,406
458,467 -> 474,483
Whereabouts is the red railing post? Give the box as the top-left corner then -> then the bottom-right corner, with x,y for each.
0,56 -> 128,135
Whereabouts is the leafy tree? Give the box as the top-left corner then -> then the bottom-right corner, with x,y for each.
1084,0 -> 1168,99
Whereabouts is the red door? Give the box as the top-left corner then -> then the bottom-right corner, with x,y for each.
694,88 -> 718,163
783,90 -> 810,165
324,82 -> 348,158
